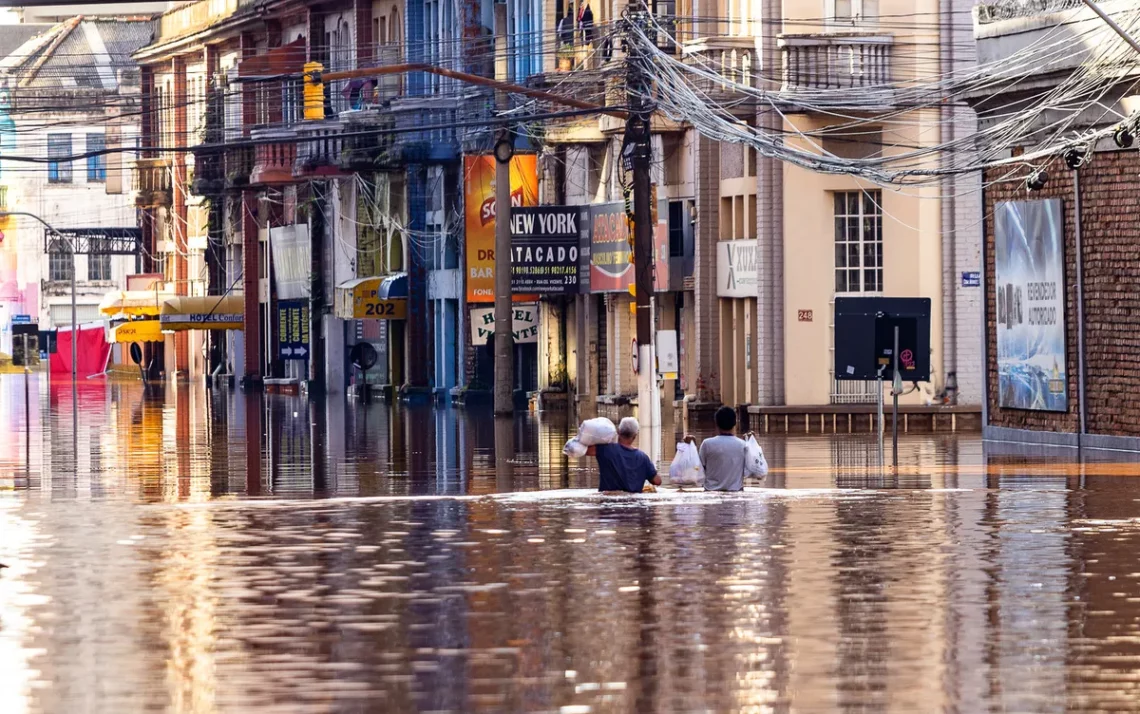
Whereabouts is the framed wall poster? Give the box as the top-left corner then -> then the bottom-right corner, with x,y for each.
994,199 -> 1067,411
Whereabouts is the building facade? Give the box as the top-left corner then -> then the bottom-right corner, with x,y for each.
125,0 -> 984,414
0,18 -> 150,356
971,0 -> 1140,451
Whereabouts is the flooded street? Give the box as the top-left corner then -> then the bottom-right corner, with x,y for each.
2,376 -> 1140,712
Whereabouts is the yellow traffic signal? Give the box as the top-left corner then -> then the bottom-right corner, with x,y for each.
303,62 -> 324,120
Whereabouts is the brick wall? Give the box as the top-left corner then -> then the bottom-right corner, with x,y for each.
981,150 -> 1140,436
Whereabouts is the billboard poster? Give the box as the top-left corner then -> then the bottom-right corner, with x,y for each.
510,206 -> 587,294
464,154 -> 538,303
994,199 -> 1067,411
587,202 -> 669,293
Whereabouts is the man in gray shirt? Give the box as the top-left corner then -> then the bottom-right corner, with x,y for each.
688,406 -> 748,492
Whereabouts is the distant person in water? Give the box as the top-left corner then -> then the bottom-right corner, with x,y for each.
586,417 -> 661,493
685,405 -> 748,492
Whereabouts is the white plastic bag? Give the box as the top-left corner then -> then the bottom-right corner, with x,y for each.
576,417 -> 618,446
669,442 -> 704,486
744,435 -> 769,477
563,437 -> 588,458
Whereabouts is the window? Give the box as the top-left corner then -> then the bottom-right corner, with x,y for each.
49,241 -> 73,281
668,200 -> 685,258
829,0 -> 878,25
86,133 -> 106,182
88,240 -> 111,281
48,133 -> 72,183
834,190 -> 882,293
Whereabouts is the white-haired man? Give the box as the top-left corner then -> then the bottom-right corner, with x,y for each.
585,417 -> 661,493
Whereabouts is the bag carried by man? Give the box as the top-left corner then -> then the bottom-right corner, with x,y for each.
563,417 -> 619,457
668,442 -> 704,486
743,435 -> 769,477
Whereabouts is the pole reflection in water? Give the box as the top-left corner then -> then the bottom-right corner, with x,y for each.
494,415 -> 514,494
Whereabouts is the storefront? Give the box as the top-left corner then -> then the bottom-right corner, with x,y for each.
336,273 -> 408,394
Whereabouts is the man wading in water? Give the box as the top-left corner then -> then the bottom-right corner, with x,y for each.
586,417 -> 661,493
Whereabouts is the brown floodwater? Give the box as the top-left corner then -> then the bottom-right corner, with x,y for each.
1,375 -> 1139,712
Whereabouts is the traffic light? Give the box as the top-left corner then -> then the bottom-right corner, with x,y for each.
303,62 -> 324,120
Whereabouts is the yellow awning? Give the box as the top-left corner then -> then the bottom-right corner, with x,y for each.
334,276 -> 408,320
99,289 -> 174,317
159,295 -> 245,331
111,319 -> 163,343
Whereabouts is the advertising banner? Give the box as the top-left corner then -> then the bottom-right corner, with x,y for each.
587,202 -> 669,293
510,206 -> 587,294
277,299 -> 310,360
716,239 -> 758,298
469,305 -> 539,344
994,199 -> 1067,411
464,154 -> 538,303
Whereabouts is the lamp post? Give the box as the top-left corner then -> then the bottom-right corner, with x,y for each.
0,211 -> 75,384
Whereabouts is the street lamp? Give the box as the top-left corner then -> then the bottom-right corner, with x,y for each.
0,211 -> 76,384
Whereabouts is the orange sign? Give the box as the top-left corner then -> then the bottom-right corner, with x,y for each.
464,154 -> 538,303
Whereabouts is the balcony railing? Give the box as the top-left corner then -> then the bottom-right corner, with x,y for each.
975,0 -> 1082,24
294,119 -> 345,178
134,158 -> 172,208
225,145 -> 254,190
249,128 -> 298,186
779,34 -> 893,92
680,36 -> 759,113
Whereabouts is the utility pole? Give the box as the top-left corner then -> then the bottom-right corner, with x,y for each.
625,10 -> 660,460
493,120 -> 515,415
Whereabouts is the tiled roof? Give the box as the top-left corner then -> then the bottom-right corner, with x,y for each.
1,18 -> 154,90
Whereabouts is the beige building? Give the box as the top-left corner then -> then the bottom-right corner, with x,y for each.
521,0 -> 981,411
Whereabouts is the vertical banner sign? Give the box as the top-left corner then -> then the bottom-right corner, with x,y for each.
588,202 -> 669,293
994,199 -> 1067,411
464,154 -> 539,303
277,299 -> 310,360
510,206 -> 586,293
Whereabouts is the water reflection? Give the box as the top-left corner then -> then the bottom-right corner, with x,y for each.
5,378 -> 1140,710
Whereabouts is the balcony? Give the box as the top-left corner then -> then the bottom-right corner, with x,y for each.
294,119 -> 346,178
249,128 -> 298,186
390,97 -> 461,163
680,36 -> 760,114
338,110 -> 401,171
225,145 -> 254,190
778,34 -> 894,107
134,158 -> 172,208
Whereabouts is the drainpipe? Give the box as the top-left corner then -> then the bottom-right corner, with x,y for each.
1073,169 -> 1088,444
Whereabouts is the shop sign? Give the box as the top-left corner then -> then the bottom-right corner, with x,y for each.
277,299 -> 310,360
586,202 -> 669,293
716,239 -> 758,298
463,154 -> 538,303
510,206 -> 587,294
335,277 -> 408,320
469,305 -> 539,344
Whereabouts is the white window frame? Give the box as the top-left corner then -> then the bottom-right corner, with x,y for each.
825,0 -> 878,28
833,189 -> 883,296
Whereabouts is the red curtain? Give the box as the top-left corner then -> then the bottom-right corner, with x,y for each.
50,324 -> 111,378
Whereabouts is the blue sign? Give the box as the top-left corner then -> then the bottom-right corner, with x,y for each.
277,299 -> 310,360
961,271 -> 981,288
12,314 -> 31,324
